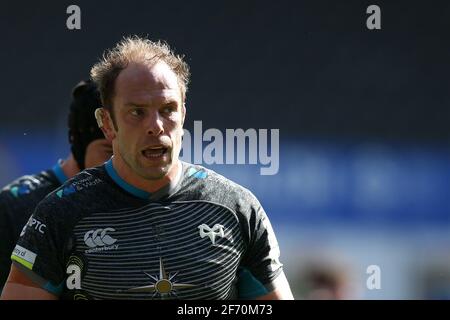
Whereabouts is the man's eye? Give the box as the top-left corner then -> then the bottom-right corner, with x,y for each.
162,106 -> 175,114
131,109 -> 144,117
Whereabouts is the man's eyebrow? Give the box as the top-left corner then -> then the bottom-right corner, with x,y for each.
124,98 -> 179,107
124,102 -> 148,108
163,100 -> 179,105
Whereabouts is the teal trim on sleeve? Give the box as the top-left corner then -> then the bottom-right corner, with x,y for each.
105,159 -> 151,199
237,267 -> 269,299
43,281 -> 64,295
52,161 -> 69,185
12,260 -> 64,296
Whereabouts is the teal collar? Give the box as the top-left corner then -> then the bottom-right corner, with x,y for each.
105,159 -> 151,199
104,159 -> 184,200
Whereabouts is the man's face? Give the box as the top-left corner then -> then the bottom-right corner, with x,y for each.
84,138 -> 113,168
110,61 -> 185,180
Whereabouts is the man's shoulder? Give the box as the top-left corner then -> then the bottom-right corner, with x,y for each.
29,165 -> 112,225
180,162 -> 262,215
43,165 -> 110,206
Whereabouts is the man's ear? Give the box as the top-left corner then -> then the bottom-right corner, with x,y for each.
95,108 -> 116,141
181,103 -> 186,126
181,103 -> 186,137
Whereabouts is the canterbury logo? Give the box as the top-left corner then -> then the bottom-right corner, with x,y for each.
84,228 -> 117,248
198,224 -> 225,245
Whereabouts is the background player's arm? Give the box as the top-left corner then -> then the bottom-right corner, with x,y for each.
0,264 -> 57,300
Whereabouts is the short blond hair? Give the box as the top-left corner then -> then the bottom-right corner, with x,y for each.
90,36 -> 190,110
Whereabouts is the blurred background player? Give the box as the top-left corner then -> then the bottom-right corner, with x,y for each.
0,79 -> 112,292
298,263 -> 350,300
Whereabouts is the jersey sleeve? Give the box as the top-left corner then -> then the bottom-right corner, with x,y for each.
0,200 -> 14,291
11,196 -> 71,295
237,194 -> 285,299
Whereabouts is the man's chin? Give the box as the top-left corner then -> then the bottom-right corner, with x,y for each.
137,164 -> 171,181
141,172 -> 167,181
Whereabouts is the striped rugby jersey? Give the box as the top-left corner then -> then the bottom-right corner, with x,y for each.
12,159 -> 285,300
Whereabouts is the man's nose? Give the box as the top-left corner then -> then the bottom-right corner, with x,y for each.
145,111 -> 164,136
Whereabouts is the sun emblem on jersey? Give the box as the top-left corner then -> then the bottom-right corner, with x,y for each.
122,257 -> 196,299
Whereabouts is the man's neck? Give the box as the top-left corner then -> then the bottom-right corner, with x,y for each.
60,154 -> 81,179
112,155 -> 181,194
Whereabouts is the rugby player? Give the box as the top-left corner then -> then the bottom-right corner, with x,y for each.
0,80 -> 112,292
1,37 -> 293,300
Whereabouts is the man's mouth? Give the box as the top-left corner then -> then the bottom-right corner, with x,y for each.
141,146 -> 169,159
